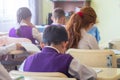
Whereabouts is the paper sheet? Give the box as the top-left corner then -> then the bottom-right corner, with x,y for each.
21,43 -> 40,52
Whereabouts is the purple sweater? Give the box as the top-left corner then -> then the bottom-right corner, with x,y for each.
9,26 -> 36,44
23,47 -> 73,77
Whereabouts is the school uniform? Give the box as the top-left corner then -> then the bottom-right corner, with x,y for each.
19,46 -> 97,80
78,29 -> 99,49
9,23 -> 41,44
88,26 -> 100,43
9,25 -> 36,44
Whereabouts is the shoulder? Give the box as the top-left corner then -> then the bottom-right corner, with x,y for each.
85,33 -> 96,41
32,27 -> 39,32
9,27 -> 16,31
78,33 -> 98,49
26,52 -> 41,60
64,54 -> 73,58
59,54 -> 73,61
84,33 -> 98,45
81,32 -> 95,41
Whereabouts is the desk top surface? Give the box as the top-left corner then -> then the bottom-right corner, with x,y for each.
94,68 -> 120,80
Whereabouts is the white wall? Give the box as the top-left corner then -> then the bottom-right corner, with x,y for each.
0,21 -> 16,32
42,0 -> 120,44
42,0 -> 53,24
91,0 -> 120,44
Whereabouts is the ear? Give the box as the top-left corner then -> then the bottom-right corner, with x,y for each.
61,41 -> 68,53
61,16 -> 66,24
40,42 -> 45,49
51,16 -> 54,21
61,41 -> 68,50
87,23 -> 94,31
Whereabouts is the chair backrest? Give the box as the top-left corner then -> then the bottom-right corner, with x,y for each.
9,70 -> 67,78
66,49 -> 117,68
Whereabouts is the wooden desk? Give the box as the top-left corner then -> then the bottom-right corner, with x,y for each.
94,68 -> 120,80
10,68 -> 120,80
115,55 -> 120,59
12,76 -> 76,80
10,50 -> 25,54
24,77 -> 76,80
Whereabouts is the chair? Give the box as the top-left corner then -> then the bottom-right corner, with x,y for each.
66,49 -> 117,68
9,70 -> 68,78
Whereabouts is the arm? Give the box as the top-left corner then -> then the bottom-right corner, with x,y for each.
0,43 -> 23,55
89,35 -> 99,49
0,43 -> 17,55
32,28 -> 42,43
88,26 -> 101,43
68,59 -> 97,80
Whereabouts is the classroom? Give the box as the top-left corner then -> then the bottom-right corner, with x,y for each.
0,0 -> 120,80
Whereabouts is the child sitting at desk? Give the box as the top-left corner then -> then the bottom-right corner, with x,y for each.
0,43 -> 23,80
66,6 -> 99,49
9,7 -> 42,44
19,25 -> 97,80
51,8 -> 66,26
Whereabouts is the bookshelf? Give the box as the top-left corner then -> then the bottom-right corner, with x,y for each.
50,0 -> 91,12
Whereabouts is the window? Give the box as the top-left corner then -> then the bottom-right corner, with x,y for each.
0,0 -> 29,32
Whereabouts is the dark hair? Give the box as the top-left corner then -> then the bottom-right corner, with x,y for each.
52,8 -> 65,19
17,7 -> 32,24
43,25 -> 68,46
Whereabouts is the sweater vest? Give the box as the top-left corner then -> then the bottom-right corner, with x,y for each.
9,26 -> 36,44
24,47 -> 73,77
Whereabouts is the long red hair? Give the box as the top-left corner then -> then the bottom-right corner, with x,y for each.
66,6 -> 97,49
66,13 -> 82,48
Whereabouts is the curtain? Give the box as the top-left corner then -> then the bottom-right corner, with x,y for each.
29,0 -> 43,25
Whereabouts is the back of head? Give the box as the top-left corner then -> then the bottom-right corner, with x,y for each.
52,8 -> 65,20
17,7 -> 32,24
80,6 -> 97,28
43,25 -> 68,46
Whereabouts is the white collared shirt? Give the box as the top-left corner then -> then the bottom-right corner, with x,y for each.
51,23 -> 65,27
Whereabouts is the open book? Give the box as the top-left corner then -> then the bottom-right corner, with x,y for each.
21,43 -> 41,53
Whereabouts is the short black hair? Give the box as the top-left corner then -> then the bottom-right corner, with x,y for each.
52,8 -> 65,19
43,25 -> 68,45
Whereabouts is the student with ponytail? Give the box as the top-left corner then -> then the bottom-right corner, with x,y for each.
66,6 -> 99,49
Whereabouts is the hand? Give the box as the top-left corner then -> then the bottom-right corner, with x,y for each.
16,43 -> 23,50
